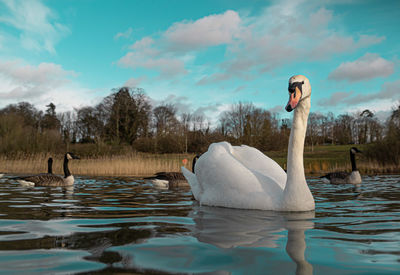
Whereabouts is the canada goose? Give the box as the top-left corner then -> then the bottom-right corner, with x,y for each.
146,155 -> 200,189
320,147 -> 362,184
15,153 -> 80,187
182,75 -> 315,211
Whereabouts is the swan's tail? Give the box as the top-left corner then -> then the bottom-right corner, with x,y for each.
181,166 -> 201,201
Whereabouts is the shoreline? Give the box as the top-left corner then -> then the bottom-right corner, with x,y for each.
1,154 -> 398,178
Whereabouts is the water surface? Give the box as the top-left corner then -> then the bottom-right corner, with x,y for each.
0,175 -> 399,274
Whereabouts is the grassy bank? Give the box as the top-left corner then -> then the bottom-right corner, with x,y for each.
270,144 -> 400,175
1,145 -> 398,177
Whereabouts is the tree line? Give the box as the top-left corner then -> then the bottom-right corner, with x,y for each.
0,87 -> 398,164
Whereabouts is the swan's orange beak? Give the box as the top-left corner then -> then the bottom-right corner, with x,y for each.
285,86 -> 302,112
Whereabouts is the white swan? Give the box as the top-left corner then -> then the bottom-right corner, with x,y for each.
182,75 -> 315,211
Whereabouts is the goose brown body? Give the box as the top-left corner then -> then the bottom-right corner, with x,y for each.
145,156 -> 199,188
15,153 -> 79,187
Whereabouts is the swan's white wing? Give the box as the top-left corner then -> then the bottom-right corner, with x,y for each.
232,144 -> 287,189
194,142 -> 284,210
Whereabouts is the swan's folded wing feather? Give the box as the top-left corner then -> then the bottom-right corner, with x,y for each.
232,145 -> 286,188
194,142 -> 283,210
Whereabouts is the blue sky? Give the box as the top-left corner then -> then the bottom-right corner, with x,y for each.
0,0 -> 399,124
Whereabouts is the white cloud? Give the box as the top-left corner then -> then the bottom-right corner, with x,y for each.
0,60 -> 75,82
311,35 -> 384,59
118,36 -> 188,78
118,51 -> 187,78
0,59 -> 95,112
328,53 -> 394,82
0,32 -> 4,49
318,91 -> 355,106
268,105 -> 285,114
117,10 -> 241,79
117,2 -> 385,85
0,60 -> 75,99
151,94 -> 192,114
114,27 -> 133,40
232,85 -> 246,94
196,72 -> 231,86
196,4 -> 384,85
148,93 -> 222,127
0,0 -> 69,54
317,79 -> 400,108
123,76 -> 147,88
345,79 -> 400,104
164,10 -> 241,51
130,36 -> 155,50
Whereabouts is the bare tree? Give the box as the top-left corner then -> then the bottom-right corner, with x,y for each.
153,104 -> 179,136
334,114 -> 354,144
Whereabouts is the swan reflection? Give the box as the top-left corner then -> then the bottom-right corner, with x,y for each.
189,206 -> 314,275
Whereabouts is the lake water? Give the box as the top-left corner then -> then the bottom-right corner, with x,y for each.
0,174 -> 399,274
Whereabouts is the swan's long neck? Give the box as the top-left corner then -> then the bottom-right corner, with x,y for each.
350,152 -> 357,171
282,97 -> 314,211
63,156 -> 71,178
287,98 -> 309,184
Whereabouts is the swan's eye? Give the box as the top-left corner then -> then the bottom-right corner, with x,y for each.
289,83 -> 299,94
288,81 -> 303,94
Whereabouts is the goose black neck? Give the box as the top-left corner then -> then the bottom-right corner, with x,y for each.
192,156 -> 198,173
48,160 -> 53,174
350,151 -> 357,171
63,156 -> 71,178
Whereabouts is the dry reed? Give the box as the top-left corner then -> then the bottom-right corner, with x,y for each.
1,153 -> 398,177
0,153 -> 195,177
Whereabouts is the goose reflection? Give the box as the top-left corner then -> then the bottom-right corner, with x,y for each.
189,206 -> 314,275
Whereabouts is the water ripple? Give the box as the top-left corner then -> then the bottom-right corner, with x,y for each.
0,174 -> 399,274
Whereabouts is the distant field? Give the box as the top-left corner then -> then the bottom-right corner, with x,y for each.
0,144 -> 398,177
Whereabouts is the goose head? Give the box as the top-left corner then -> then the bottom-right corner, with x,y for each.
285,75 -> 311,112
192,155 -> 200,173
350,147 -> 362,155
66,152 -> 80,160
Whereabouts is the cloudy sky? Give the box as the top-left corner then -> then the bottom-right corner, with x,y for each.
0,0 -> 399,122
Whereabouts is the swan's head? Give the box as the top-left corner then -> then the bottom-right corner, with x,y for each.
286,75 -> 311,112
